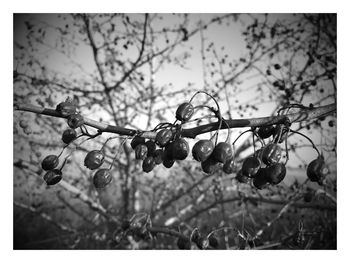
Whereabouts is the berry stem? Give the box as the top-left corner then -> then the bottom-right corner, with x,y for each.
284,129 -> 290,165
109,137 -> 129,170
288,129 -> 321,157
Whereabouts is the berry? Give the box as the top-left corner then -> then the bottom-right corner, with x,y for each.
145,140 -> 156,156
43,169 -> 62,185
208,235 -> 219,249
41,155 -> 59,171
307,157 -> 328,182
163,142 -> 174,160
93,169 -> 112,188
257,125 -> 275,139
192,140 -> 215,162
177,236 -> 191,250
142,156 -> 156,173
223,157 -> 235,174
153,149 -> 164,164
155,129 -> 173,147
241,156 -> 261,178
62,128 -> 77,144
253,168 -> 269,189
176,102 -> 194,122
162,158 -> 175,168
262,143 -> 282,166
236,169 -> 249,183
84,150 -> 104,170
265,163 -> 286,185
201,157 -> 218,174
130,136 -> 145,149
134,144 -> 148,160
172,138 -> 189,160
212,142 -> 233,163
67,113 -> 84,129
56,100 -> 77,117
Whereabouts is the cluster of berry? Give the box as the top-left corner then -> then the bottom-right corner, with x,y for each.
41,98 -> 113,188
41,98 -> 83,185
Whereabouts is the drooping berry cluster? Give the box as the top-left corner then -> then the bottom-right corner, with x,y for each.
131,126 -> 190,173
37,94 -> 328,192
234,117 -> 328,189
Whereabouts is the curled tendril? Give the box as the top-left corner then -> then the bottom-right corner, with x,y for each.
277,103 -> 308,116
189,91 -> 222,145
289,129 -> 321,157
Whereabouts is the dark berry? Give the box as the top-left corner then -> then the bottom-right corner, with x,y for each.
43,169 -> 62,185
56,101 -> 76,117
153,149 -> 164,164
265,163 -> 286,185
93,169 -> 112,188
163,158 -> 175,168
307,157 -> 328,182
134,144 -> 148,160
142,156 -> 156,173
41,155 -> 59,171
67,113 -> 84,129
242,156 -> 261,178
201,156 -> 218,174
212,142 -> 233,163
192,139 -> 215,162
257,125 -> 275,139
164,142 -> 174,160
253,168 -> 269,189
62,128 -> 77,144
84,150 -> 105,170
172,138 -> 189,160
176,102 -> 194,122
155,129 -> 173,147
262,143 -> 282,166
145,140 -> 156,156
236,169 -> 249,183
130,136 -> 145,149
223,157 -> 235,174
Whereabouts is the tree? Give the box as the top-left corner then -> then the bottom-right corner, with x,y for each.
13,13 -> 336,249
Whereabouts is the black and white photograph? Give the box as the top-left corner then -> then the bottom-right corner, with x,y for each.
12,11 -> 337,251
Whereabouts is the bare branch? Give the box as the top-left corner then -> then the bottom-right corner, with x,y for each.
15,102 -> 336,139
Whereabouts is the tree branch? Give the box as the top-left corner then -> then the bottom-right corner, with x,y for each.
14,102 -> 336,139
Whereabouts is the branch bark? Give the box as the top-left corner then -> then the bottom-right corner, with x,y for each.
14,102 -> 336,139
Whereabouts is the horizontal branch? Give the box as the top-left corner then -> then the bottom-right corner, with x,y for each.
14,103 -> 336,139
